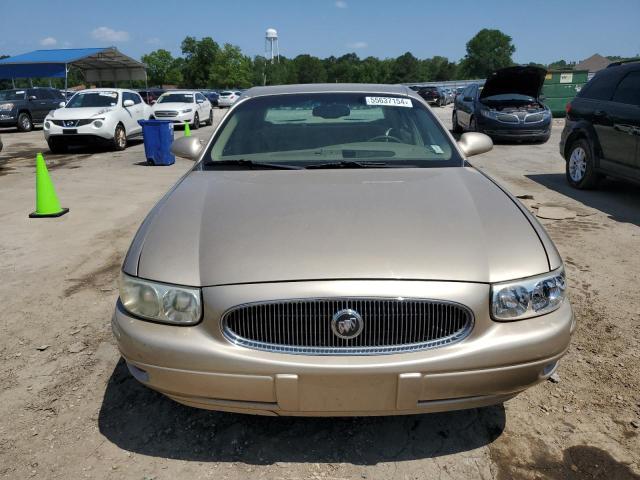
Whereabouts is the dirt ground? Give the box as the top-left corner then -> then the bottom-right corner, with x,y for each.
0,105 -> 639,480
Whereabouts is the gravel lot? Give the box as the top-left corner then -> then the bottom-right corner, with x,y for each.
0,104 -> 639,480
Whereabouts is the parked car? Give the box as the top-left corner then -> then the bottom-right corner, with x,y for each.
138,88 -> 166,105
454,86 -> 465,99
442,88 -> 454,105
0,87 -> 65,131
0,134 -> 3,152
417,86 -> 446,106
560,60 -> 640,189
217,90 -> 242,107
44,88 -> 151,152
452,66 -> 551,143
202,90 -> 220,107
151,90 -> 212,128
113,83 -> 573,416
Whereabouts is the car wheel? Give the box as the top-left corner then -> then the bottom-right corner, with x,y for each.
47,139 -> 67,153
452,110 -> 463,134
17,112 -> 33,132
208,109 -> 213,125
192,113 -> 200,130
566,139 -> 600,189
113,124 -> 127,151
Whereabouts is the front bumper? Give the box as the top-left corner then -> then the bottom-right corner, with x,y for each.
478,116 -> 551,140
0,112 -> 17,127
44,119 -> 116,141
112,280 -> 574,416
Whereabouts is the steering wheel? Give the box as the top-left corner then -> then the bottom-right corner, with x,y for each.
368,134 -> 403,143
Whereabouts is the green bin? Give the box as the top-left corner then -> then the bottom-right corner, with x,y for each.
542,70 -> 589,117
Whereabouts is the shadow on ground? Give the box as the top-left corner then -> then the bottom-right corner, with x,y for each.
98,359 -> 506,465
527,173 -> 640,228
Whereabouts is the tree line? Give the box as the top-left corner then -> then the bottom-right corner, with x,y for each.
142,29 -> 516,89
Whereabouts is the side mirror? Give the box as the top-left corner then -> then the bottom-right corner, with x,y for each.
171,136 -> 203,160
28,95 -> 37,101
463,96 -> 472,102
457,132 -> 493,157
123,99 -> 135,107
59,101 -> 66,108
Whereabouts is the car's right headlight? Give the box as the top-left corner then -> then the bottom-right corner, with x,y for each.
0,103 -> 14,110
119,272 -> 202,325
181,108 -> 193,113
491,267 -> 566,321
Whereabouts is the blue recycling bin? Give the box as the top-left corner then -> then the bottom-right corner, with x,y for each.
138,119 -> 175,166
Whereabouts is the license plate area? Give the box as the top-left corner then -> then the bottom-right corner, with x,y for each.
63,129 -> 77,134
297,374 -> 396,412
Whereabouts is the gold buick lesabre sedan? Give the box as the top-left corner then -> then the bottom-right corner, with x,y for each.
112,84 -> 574,416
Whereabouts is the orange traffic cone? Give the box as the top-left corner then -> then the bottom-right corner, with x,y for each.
29,153 -> 69,218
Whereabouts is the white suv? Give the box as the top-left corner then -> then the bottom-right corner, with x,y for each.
44,88 -> 151,152
218,90 -> 242,107
151,91 -> 212,128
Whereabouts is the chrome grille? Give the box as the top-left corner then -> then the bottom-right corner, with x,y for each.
495,113 -> 519,123
154,110 -> 178,117
525,112 -> 545,123
222,298 -> 474,355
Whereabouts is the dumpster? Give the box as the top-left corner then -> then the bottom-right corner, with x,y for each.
138,119 -> 175,165
542,70 -> 589,117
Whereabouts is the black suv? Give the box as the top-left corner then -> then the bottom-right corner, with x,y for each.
0,87 -> 65,132
560,60 -> 640,189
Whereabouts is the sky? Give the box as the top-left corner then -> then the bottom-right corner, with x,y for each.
1,0 -> 638,64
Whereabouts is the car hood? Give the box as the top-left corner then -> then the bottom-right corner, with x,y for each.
131,168 -> 549,286
48,107 -> 115,119
479,66 -> 547,100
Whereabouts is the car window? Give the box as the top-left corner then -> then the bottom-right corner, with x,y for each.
196,93 -> 206,102
579,70 -> 620,101
206,93 -> 461,168
28,89 -> 51,99
611,71 -> 640,106
66,91 -> 119,108
157,93 -> 194,103
0,90 -> 26,101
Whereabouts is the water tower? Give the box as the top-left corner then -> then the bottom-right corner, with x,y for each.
265,28 -> 279,63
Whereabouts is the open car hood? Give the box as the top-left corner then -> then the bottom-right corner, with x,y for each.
479,66 -> 547,100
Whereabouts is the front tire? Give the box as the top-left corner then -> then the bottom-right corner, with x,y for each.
469,116 -> 478,132
452,110 -> 463,133
192,113 -> 200,130
17,112 -> 33,132
566,138 -> 600,189
113,124 -> 127,151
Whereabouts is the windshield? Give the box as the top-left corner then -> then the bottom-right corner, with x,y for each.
157,93 -> 194,103
0,90 -> 26,101
66,91 -> 118,108
220,91 -> 233,96
204,93 -> 461,168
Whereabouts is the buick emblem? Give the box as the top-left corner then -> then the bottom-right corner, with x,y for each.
331,309 -> 363,340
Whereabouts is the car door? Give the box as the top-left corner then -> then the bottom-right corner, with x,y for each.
26,89 -> 51,122
195,93 -> 208,118
608,70 -> 640,171
122,91 -> 144,135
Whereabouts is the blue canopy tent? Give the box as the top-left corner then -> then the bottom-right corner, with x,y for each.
0,47 -> 147,95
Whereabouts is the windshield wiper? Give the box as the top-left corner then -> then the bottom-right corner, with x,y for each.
205,159 -> 303,170
305,160 -> 391,169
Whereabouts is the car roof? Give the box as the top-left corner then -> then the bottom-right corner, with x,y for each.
244,83 -> 415,98
75,88 -> 135,93
162,90 -> 197,95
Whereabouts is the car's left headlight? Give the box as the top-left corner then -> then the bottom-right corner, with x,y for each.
181,108 -> 192,113
491,267 -> 566,321
480,108 -> 496,119
119,272 -> 202,325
